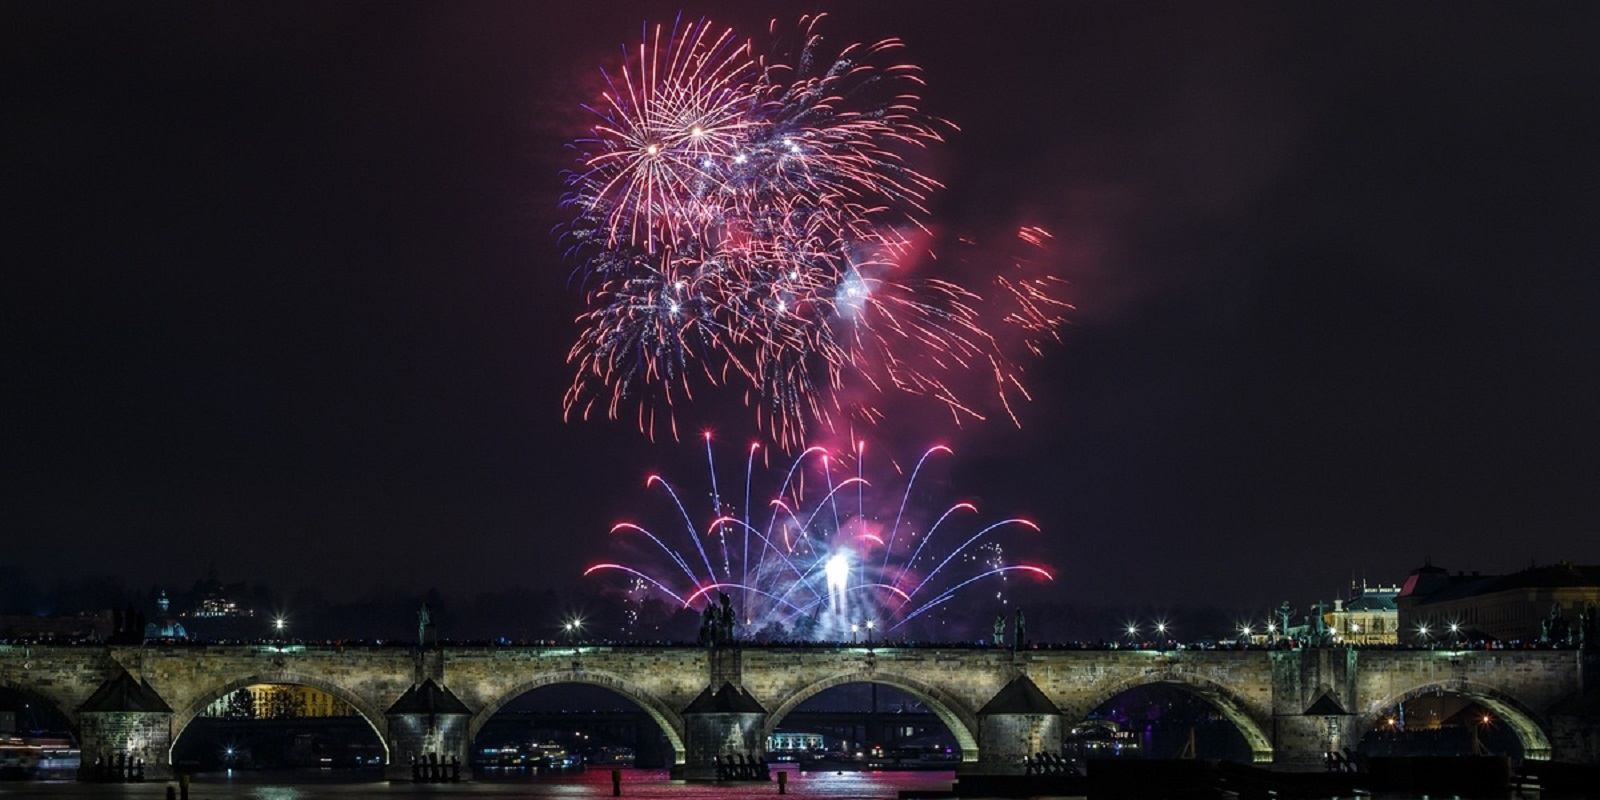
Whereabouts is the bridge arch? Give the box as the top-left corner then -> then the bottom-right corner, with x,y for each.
468,669 -> 687,766
0,681 -> 77,730
764,671 -> 981,763
1071,673 -> 1274,763
1358,680 -> 1552,761
168,671 -> 391,766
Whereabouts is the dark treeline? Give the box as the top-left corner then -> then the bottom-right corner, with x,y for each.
0,564 -> 1278,644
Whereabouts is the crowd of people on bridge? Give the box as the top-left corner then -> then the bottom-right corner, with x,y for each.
5,633 -> 1593,650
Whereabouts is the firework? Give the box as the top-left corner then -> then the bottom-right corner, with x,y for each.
585,436 -> 1054,641
561,15 -> 1066,449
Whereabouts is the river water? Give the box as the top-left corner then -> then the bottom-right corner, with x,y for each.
0,769 -> 1566,800
0,768 -> 959,800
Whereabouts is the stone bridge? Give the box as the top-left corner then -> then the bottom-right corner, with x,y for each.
1,643 -> 1595,779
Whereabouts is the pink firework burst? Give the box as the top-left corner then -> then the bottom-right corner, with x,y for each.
561,15 -> 1067,449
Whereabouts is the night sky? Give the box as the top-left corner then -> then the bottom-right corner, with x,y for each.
5,2 -> 1598,617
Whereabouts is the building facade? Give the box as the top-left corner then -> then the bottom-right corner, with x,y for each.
1395,561 -> 1600,644
201,684 -> 356,720
1325,581 -> 1401,645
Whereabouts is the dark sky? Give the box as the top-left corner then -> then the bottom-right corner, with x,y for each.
5,1 -> 1598,614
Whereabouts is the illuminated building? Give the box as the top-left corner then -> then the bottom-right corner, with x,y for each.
177,567 -> 257,639
766,732 -> 825,752
188,596 -> 252,618
1063,719 -> 1141,758
201,685 -> 355,720
1324,581 -> 1400,645
1395,561 -> 1600,643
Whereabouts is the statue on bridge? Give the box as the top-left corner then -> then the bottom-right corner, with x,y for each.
418,603 -> 438,648
1541,603 -> 1570,646
718,592 -> 735,642
993,615 -> 1005,647
1310,600 -> 1334,647
108,604 -> 146,646
698,593 -> 738,646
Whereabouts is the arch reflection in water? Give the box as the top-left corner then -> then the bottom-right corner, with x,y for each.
1359,690 -> 1526,760
472,683 -> 675,778
0,687 -> 78,780
173,683 -> 384,774
767,682 -> 962,771
1069,683 -> 1254,764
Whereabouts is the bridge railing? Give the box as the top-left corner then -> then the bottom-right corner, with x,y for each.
0,637 -> 1586,652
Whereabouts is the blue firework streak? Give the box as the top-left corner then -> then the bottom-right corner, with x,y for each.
585,436 -> 1054,640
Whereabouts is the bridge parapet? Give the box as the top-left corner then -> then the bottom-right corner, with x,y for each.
0,644 -> 129,725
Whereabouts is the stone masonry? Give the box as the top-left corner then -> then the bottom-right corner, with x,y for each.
1,643 -> 1595,776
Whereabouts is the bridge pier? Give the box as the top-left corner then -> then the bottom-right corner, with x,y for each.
1548,714 -> 1600,764
974,675 -> 1062,775
1267,715 -> 1334,770
77,709 -> 175,781
680,683 -> 768,781
73,671 -> 175,782
1268,649 -> 1360,770
1550,651 -> 1600,763
384,679 -> 473,782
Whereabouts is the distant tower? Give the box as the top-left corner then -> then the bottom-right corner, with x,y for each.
145,589 -> 188,640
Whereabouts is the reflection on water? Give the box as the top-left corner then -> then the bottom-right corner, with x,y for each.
0,767 -> 956,800
0,768 -> 1561,800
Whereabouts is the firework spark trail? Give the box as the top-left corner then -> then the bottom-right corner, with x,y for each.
703,432 -> 732,579
753,445 -> 825,575
583,17 -> 755,252
608,523 -> 698,587
590,438 -> 1053,640
901,501 -> 978,582
903,518 -> 1041,602
583,563 -> 689,607
561,15 -> 1069,450
645,474 -> 717,584
707,514 -> 812,593
882,444 -> 950,573
741,441 -> 757,600
892,565 -> 1054,629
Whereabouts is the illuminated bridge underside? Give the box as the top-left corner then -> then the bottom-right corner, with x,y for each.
1,645 -> 1594,778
